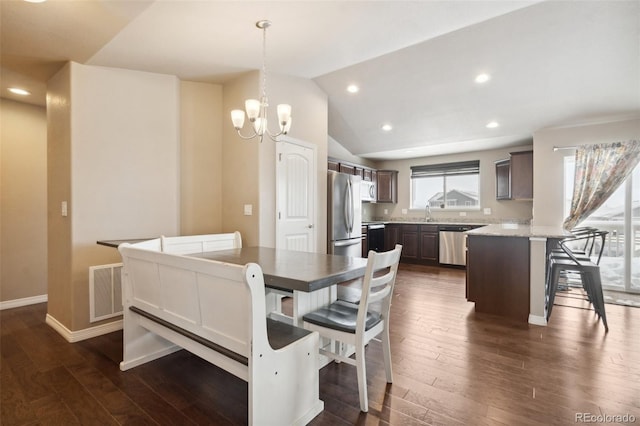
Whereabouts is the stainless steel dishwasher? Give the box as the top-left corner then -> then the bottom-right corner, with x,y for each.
439,225 -> 472,266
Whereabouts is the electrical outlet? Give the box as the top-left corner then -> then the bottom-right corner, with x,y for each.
384,209 -> 388,215
243,204 -> 252,215
402,209 -> 408,215
459,211 -> 467,217
483,207 -> 492,215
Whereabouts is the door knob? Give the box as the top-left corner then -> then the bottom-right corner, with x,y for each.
307,224 -> 313,228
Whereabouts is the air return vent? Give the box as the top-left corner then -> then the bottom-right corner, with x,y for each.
89,263 -> 123,322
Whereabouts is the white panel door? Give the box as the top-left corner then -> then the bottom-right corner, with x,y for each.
276,138 -> 317,252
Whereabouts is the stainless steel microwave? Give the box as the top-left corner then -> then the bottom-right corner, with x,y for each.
361,180 -> 376,202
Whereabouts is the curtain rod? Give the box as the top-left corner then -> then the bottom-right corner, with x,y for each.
553,146 -> 577,151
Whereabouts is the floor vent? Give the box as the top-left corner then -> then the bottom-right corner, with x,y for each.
89,263 -> 123,323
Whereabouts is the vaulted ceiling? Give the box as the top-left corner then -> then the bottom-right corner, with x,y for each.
2,0 -> 638,159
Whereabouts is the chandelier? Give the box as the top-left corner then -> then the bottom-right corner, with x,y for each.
231,20 -> 292,142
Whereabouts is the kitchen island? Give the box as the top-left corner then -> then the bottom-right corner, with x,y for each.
465,224 -> 571,325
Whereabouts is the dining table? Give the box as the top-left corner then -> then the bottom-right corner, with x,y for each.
189,246 -> 369,327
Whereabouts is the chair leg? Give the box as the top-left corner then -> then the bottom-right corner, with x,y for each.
381,325 -> 393,383
355,342 -> 368,412
547,264 -> 562,321
587,271 -> 608,332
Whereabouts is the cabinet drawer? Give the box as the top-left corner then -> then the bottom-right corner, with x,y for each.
420,224 -> 438,233
401,224 -> 418,232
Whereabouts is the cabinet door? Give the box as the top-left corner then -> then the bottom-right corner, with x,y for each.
510,151 -> 533,199
361,226 -> 369,257
384,224 -> 400,251
495,159 -> 511,200
328,160 -> 339,172
400,225 -> 418,260
363,169 -> 372,182
419,232 -> 439,262
377,170 -> 398,203
354,167 -> 364,178
339,163 -> 355,175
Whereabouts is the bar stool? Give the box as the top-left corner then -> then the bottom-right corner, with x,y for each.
547,227 -> 598,291
546,230 -> 608,331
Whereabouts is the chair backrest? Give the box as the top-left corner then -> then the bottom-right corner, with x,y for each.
119,244 -> 267,360
358,245 -> 403,329
160,232 -> 242,255
561,229 -> 608,265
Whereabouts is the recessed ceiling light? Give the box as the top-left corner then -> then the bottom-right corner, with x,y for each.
8,87 -> 31,96
346,84 -> 359,94
486,121 -> 499,128
381,124 -> 393,132
475,73 -> 491,83
24,0 -> 47,3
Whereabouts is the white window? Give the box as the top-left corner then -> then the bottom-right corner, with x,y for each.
564,156 -> 640,292
410,160 -> 480,210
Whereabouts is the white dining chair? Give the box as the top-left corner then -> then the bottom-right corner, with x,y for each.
302,244 -> 402,412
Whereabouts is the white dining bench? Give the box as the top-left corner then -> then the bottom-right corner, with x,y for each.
118,240 -> 324,425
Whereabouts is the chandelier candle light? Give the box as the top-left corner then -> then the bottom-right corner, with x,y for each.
231,20 -> 292,142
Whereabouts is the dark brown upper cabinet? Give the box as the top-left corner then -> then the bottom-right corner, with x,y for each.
495,150 -> 533,200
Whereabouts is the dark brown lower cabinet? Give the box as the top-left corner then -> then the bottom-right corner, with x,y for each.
400,225 -> 418,261
385,224 -> 439,266
361,225 -> 368,257
384,224 -> 400,251
419,225 -> 439,264
466,235 -> 530,322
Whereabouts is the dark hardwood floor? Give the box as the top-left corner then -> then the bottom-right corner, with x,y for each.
2,264 -> 639,425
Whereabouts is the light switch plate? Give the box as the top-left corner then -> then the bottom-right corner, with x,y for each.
459,211 -> 467,216
402,208 -> 408,215
244,204 -> 252,215
61,201 -> 68,217
484,207 -> 492,215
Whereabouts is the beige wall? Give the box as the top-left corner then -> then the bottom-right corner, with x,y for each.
48,62 -> 180,331
258,73 -> 329,252
47,64 -> 73,326
222,71 -> 329,252
1,99 -> 47,302
532,117 -> 640,227
180,81 -> 223,235
221,71 -> 262,246
374,146 -> 535,223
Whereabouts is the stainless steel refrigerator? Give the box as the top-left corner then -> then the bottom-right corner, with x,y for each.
327,171 -> 362,257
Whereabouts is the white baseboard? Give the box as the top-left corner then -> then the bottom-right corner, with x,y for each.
0,294 -> 47,310
528,314 -> 547,326
46,314 -> 123,343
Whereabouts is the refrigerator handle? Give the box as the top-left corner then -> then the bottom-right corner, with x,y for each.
334,239 -> 360,247
349,180 -> 354,233
345,179 -> 352,233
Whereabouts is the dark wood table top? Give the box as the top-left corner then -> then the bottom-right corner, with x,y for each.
190,247 -> 369,293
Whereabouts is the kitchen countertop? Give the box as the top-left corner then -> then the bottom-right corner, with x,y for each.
465,223 -> 571,239
362,220 -> 488,226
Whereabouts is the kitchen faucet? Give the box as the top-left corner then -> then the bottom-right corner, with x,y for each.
425,204 -> 431,222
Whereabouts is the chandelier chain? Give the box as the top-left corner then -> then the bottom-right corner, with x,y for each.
261,23 -> 268,103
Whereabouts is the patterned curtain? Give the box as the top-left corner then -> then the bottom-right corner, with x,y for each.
563,140 -> 640,230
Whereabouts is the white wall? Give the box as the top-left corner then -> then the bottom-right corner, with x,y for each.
532,117 -> 640,227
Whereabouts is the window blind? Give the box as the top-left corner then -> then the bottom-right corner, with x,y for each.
410,160 -> 480,178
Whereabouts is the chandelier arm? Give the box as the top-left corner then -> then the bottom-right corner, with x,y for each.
265,128 -> 285,140
235,128 -> 260,140
230,20 -> 291,142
